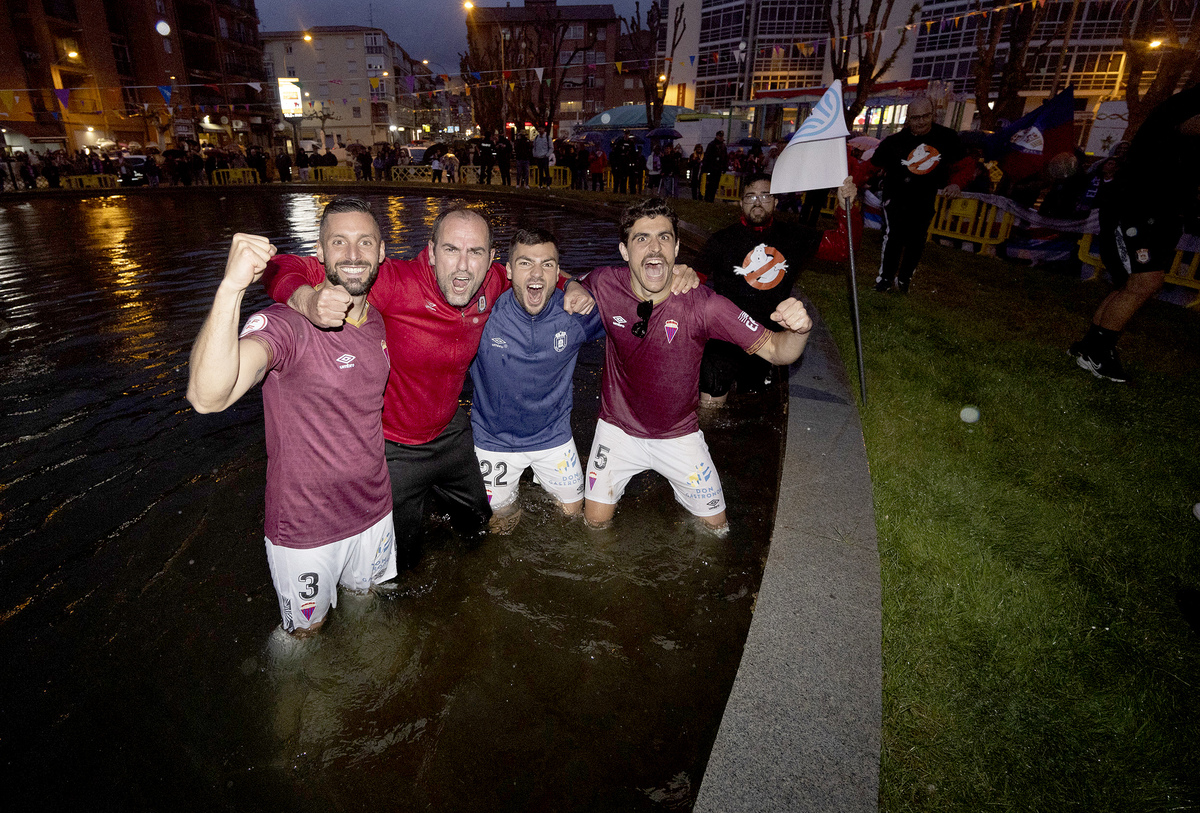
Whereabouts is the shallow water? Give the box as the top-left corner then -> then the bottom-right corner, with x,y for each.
0,190 -> 785,810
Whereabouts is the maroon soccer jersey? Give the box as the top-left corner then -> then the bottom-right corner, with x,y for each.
580,265 -> 769,438
264,248 -> 509,445
241,303 -> 391,549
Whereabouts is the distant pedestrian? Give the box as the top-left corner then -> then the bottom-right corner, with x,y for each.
702,131 -> 728,202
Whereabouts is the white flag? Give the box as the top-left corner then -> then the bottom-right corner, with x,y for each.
771,80 -> 850,195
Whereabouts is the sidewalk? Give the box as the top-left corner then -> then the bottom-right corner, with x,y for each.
694,307 -> 882,812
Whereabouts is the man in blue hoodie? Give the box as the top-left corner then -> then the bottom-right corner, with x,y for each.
469,228 -> 606,532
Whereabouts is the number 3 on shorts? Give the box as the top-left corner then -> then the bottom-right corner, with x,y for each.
298,571 -> 319,600
593,444 -> 610,470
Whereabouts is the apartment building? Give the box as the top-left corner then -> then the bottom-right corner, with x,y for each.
1,0 -> 268,155
261,26 -> 438,149
464,0 -> 648,134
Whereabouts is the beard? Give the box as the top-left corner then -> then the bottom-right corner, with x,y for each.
326,261 -> 379,296
744,207 -> 771,226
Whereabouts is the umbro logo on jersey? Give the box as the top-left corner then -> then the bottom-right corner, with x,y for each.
425,300 -> 438,312
491,337 -> 508,349
336,353 -> 357,369
612,315 -> 627,328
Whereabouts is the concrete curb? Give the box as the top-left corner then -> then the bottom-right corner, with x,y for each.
695,307 -> 882,812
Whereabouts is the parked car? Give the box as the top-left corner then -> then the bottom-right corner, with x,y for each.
396,145 -> 428,165
118,155 -> 150,186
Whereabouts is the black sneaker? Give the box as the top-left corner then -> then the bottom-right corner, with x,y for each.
874,278 -> 891,293
896,279 -> 910,294
1068,340 -> 1087,359
1077,348 -> 1128,382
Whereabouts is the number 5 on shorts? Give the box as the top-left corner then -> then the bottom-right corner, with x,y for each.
592,445 -> 610,470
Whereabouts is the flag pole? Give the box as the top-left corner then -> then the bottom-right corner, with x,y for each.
844,201 -> 867,406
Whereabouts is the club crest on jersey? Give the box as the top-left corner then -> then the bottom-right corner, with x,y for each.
486,487 -> 493,504
336,353 -> 356,369
1136,248 -> 1151,264
239,312 -> 268,337
588,470 -> 598,490
664,319 -> 679,343
300,601 -> 317,621
738,312 -> 760,332
554,330 -> 568,352
612,315 -> 627,328
477,295 -> 488,313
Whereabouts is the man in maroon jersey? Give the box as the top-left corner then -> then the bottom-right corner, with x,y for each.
577,198 -> 815,534
189,197 -> 395,636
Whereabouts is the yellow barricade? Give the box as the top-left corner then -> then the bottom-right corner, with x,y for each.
549,166 -> 571,188
699,173 -> 740,202
1167,249 -> 1200,306
212,168 -> 259,185
927,195 -> 1015,251
1077,233 -> 1104,279
62,174 -> 118,189
313,166 -> 355,182
1077,232 -> 1200,307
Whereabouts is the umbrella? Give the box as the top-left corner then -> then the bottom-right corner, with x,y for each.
647,127 -> 682,140
848,135 -> 880,150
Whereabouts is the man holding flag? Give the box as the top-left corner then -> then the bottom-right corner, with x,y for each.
697,171 -> 857,407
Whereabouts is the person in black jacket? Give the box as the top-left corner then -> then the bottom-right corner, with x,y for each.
696,172 -> 855,405
478,132 -> 497,184
702,130 -> 728,202
854,97 -> 971,293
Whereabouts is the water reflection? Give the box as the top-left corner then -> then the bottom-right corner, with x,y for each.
0,191 -> 784,810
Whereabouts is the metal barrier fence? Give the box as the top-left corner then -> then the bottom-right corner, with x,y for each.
212,168 -> 259,185
926,195 -> 1016,254
313,166 -> 356,182
61,174 -> 118,189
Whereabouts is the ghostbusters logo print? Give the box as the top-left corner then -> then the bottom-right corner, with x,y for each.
733,242 -> 789,290
901,143 -> 942,175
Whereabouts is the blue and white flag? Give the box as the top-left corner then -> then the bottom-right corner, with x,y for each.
771,81 -> 850,195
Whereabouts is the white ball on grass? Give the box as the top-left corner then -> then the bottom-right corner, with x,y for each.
959,406 -> 980,424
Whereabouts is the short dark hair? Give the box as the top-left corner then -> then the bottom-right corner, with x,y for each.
742,172 -> 772,188
431,203 -> 493,252
509,227 -> 559,257
619,197 -> 678,244
319,196 -> 378,240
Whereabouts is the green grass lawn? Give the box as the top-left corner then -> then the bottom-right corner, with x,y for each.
796,224 -> 1200,812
